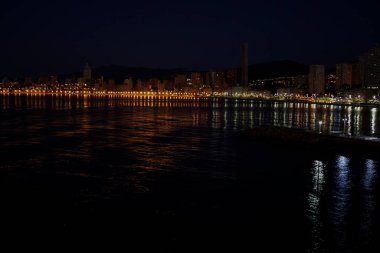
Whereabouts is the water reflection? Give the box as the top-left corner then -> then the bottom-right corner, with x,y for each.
308,160 -> 326,251
371,108 -> 377,135
334,156 -> 351,224
1,94 -> 380,137
332,156 -> 352,251
0,99 -> 379,251
361,159 -> 377,241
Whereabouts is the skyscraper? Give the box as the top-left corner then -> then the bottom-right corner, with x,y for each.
359,45 -> 380,88
214,70 -> 226,91
336,64 -> 353,89
308,65 -> 325,95
83,63 -> 92,83
226,69 -> 237,87
241,43 -> 248,87
174,74 -> 187,90
190,72 -> 203,89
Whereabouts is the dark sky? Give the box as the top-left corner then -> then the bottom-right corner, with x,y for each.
1,0 -> 380,76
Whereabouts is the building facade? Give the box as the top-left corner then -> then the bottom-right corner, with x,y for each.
336,63 -> 353,89
308,65 -> 325,95
83,63 -> 92,83
359,45 -> 380,88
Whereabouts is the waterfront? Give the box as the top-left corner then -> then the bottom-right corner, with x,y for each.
0,95 -> 379,251
1,94 -> 379,138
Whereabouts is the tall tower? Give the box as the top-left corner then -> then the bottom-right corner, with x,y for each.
83,63 -> 92,83
360,44 -> 380,88
308,65 -> 325,95
241,43 -> 249,87
336,63 -> 353,89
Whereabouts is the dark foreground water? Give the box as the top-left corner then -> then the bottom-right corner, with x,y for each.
0,95 -> 379,251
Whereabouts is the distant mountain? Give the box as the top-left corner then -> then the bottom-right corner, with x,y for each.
248,60 -> 309,80
66,60 -> 310,83
91,65 -> 188,83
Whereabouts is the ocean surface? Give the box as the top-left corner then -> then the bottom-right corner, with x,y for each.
0,94 -> 379,251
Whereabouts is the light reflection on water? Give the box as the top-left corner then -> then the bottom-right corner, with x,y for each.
308,160 -> 326,252
307,157 -> 379,252
371,108 -> 377,135
331,156 -> 352,253
0,95 -> 380,251
361,159 -> 377,242
2,94 -> 379,137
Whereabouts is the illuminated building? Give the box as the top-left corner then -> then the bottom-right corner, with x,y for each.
336,64 -> 353,89
359,45 -> 380,88
157,81 -> 166,92
124,78 -> 133,91
174,74 -> 187,90
190,72 -> 203,89
107,79 -> 116,91
214,70 -> 226,91
50,76 -> 58,86
205,71 -> 215,89
308,65 -> 325,95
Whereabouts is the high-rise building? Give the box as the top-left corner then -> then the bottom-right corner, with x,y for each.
174,74 -> 187,90
308,65 -> 325,95
215,70 -> 226,91
226,69 -> 237,87
83,63 -> 92,83
157,81 -> 165,92
352,63 -> 360,87
50,76 -> 58,86
95,76 -> 104,90
359,45 -> 380,88
107,79 -> 116,91
190,72 -> 203,89
241,43 -> 249,87
124,78 -> 133,91
206,71 -> 216,90
336,64 -> 353,89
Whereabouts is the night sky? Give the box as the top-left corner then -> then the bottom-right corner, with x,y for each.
1,0 -> 380,76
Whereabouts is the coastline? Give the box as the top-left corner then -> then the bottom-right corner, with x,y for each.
1,92 -> 380,108
212,96 -> 380,108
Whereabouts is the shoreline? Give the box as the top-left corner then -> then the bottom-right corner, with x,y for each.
1,92 -> 380,108
212,96 -> 380,108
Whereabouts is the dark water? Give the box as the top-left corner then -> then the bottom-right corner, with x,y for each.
1,94 -> 379,137
0,95 -> 379,251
